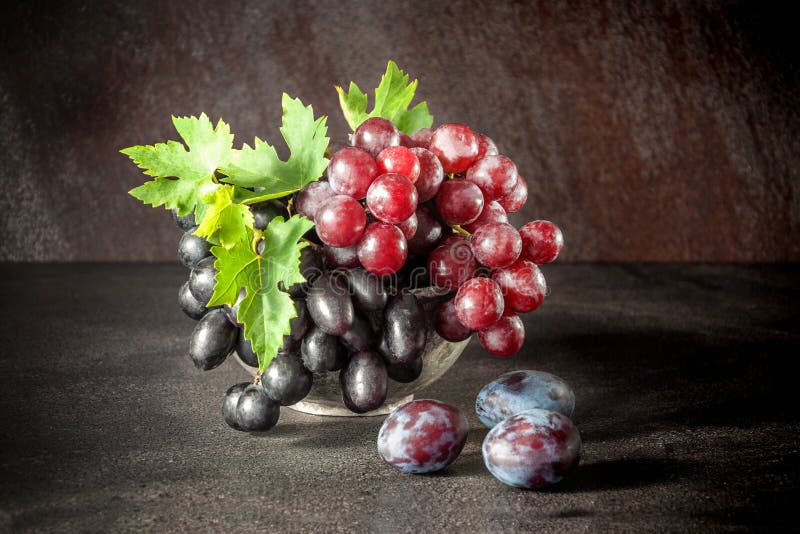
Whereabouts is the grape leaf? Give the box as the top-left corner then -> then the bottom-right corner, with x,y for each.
336,60 -> 434,134
220,94 -> 329,200
122,114 -> 233,216
194,185 -> 255,249
207,215 -> 314,373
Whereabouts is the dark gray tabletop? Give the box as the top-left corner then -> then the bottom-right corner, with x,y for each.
0,263 -> 797,532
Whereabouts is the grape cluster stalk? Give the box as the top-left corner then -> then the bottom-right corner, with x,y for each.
176,117 -> 563,432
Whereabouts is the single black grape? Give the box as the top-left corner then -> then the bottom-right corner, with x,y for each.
289,299 -> 311,341
340,351 -> 388,414
285,247 -> 324,298
306,272 -> 354,336
178,228 -> 211,269
236,385 -> 280,431
301,324 -> 345,373
171,208 -> 196,232
386,357 -> 423,383
250,201 -> 283,231
262,352 -> 313,406
235,330 -> 258,367
344,268 -> 388,312
179,281 -> 208,320
339,313 -> 376,353
383,291 -> 427,363
189,309 -> 237,370
189,256 -> 217,306
221,382 -> 249,430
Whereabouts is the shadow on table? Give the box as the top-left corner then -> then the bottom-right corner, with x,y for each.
544,457 -> 700,493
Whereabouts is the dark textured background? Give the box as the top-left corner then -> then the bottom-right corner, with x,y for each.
1,0 -> 798,262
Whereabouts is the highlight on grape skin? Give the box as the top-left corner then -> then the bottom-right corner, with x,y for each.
377,399 -> 469,474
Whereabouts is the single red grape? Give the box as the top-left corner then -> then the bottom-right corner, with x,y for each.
326,147 -> 379,199
293,180 -> 335,221
410,147 -> 444,202
492,259 -> 547,313
366,173 -> 418,224
397,212 -> 418,240
476,134 -> 499,160
427,236 -> 477,290
315,195 -> 367,247
435,180 -> 485,225
400,132 -> 414,148
520,220 -> 564,264
429,123 -> 480,173
324,244 -> 360,269
478,311 -> 525,357
466,155 -> 518,201
498,174 -> 528,213
454,277 -> 504,330
377,146 -> 421,182
357,222 -> 408,275
462,200 -> 509,234
470,222 -> 522,268
410,128 -> 433,148
353,117 -> 401,158
434,298 -> 472,342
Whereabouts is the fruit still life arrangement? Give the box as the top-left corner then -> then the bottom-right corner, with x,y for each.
123,61 -> 577,489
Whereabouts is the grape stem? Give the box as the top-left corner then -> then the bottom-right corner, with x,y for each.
452,225 -> 471,237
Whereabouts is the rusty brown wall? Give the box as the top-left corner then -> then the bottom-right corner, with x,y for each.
1,0 -> 797,262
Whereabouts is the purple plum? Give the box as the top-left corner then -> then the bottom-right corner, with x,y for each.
476,370 -> 575,428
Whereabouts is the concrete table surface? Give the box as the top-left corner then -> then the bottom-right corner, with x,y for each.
0,263 -> 797,532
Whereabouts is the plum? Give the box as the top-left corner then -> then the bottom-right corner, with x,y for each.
475,370 -> 575,428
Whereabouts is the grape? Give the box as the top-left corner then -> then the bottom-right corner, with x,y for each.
477,311 -> 525,357
352,117 -> 401,158
377,399 -> 469,474
407,206 -> 444,255
399,132 -> 414,148
223,287 -> 246,327
433,298 -> 472,342
482,409 -> 581,489
465,155 -> 518,201
366,173 -> 418,224
293,181 -> 335,221
236,385 -> 280,432
434,180 -> 484,225
427,236 -> 477,290
326,147 -> 379,199
492,259 -> 546,313
519,220 -> 564,264
476,134 -> 499,160
428,123 -> 480,173
397,213 -> 418,240
306,272 -> 354,336
357,222 -> 408,275
315,195 -> 367,247
289,299 -> 311,341
475,370 -> 575,429
189,309 -> 237,370
383,291 -> 427,363
470,222 -> 522,268
409,148 -> 444,202
250,201 -> 282,230
262,352 -> 313,406
179,281 -> 208,320
188,256 -> 217,306
454,278 -> 504,330
339,351 -> 388,413
285,247 -> 323,298
462,200 -> 509,234
344,268 -> 388,312
178,228 -> 211,269
323,244 -> 360,268
340,313 -> 377,352
386,357 -> 423,383
376,146 -> 421,182
235,330 -> 258,367
410,127 -> 433,148
301,324 -> 346,373
221,382 -> 249,430
497,175 -> 527,213
171,208 -> 196,231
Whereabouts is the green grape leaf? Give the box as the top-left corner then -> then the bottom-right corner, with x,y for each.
122,113 -> 233,216
336,60 -> 434,134
194,185 -> 254,249
220,94 -> 329,200
207,215 -> 314,373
